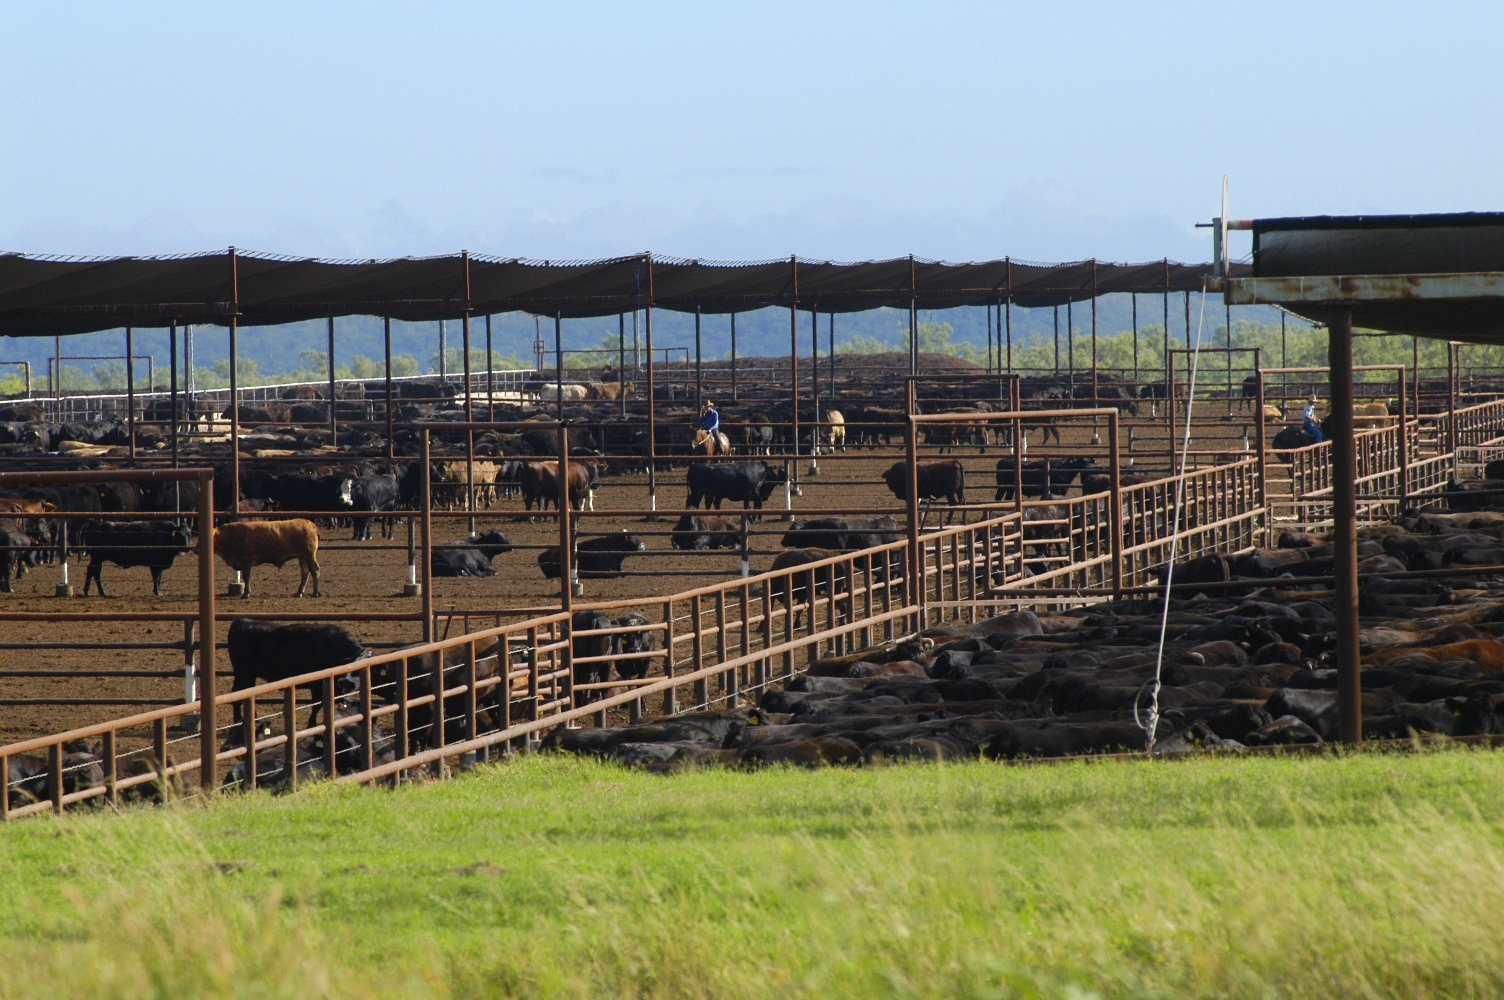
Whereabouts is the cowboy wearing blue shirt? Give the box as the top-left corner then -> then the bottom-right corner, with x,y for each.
1303,395 -> 1324,444
698,400 -> 719,434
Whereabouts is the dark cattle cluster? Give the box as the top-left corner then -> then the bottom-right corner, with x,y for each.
537,508 -> 1504,771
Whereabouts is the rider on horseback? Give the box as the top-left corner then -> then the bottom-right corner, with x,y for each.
699,400 -> 719,436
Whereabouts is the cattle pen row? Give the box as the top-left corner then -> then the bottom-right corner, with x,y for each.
5,370 -> 1504,816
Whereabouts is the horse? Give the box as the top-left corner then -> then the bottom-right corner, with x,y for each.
691,429 -> 732,456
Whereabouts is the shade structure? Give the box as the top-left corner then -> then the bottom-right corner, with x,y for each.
0,249 -> 1238,337
1242,212 -> 1504,342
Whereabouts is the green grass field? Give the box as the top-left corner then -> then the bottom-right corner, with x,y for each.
4,748 -> 1504,999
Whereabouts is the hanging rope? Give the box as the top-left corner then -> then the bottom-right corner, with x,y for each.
1139,283 -> 1209,751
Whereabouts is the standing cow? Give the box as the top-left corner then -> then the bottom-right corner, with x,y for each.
213,519 -> 322,597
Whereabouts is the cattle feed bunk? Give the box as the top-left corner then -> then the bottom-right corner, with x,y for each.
9,380 -> 1504,817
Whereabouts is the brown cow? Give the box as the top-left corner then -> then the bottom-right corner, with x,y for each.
519,461 -> 600,513
0,499 -> 53,515
213,518 -> 321,597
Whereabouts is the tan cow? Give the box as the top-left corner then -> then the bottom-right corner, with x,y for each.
1354,401 -> 1392,429
0,499 -> 53,515
436,460 -> 500,508
213,518 -> 321,597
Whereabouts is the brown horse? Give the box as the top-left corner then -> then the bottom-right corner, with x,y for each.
691,429 -> 732,456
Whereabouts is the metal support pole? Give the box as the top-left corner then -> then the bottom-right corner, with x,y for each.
196,475 -> 216,791
420,431 -> 434,643
1067,299 -> 1074,387
986,303 -> 993,373
1005,298 -> 1012,374
1107,411 -> 1122,598
169,322 -> 179,475
228,248 -> 240,511
789,256 -> 801,499
730,312 -> 738,402
1398,364 -> 1409,508
1053,306 -> 1060,373
384,316 -> 395,460
694,305 -> 702,410
438,319 -> 446,380
558,425 -> 577,602
487,313 -> 496,422
1328,310 -> 1361,744
1090,260 -> 1098,406
555,313 -> 564,419
1448,342 -> 1458,454
1254,360 -> 1268,525
645,256 -> 657,515
829,312 -> 835,399
908,254 -> 918,377
327,316 -> 337,442
904,398 -> 922,626
463,259 -> 475,534
617,312 -> 625,418
125,326 -> 136,458
810,307 -> 820,471
1131,293 -> 1138,383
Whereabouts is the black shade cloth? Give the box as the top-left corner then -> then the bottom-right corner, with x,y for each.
0,249 -> 1233,337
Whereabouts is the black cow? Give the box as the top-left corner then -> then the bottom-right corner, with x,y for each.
613,611 -> 658,681
226,618 -> 365,726
671,514 -> 741,550
685,461 -> 787,512
882,460 -> 965,524
347,474 -> 399,540
263,474 -> 353,521
767,548 -> 851,626
538,532 -> 646,579
1271,425 -> 1319,456
0,519 -> 41,592
781,515 -> 900,551
993,457 -> 1096,501
430,530 -> 515,577
76,520 -> 195,597
572,609 -> 616,705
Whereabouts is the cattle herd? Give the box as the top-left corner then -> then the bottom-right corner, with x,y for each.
8,365 -> 1504,809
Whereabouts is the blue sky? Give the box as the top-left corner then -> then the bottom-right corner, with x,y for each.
3,2 -> 1500,265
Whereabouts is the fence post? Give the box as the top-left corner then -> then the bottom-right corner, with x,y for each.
197,473 -> 217,793
1398,364 -> 1409,509
662,599 -> 676,715
282,687 -> 297,792
905,414 -> 922,627
420,432 -> 434,641
692,593 -> 708,707
1254,360 -> 1268,536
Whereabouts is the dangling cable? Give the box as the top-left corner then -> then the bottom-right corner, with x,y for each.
1140,284 -> 1209,751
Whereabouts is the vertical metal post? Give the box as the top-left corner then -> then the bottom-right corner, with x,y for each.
1108,410 -> 1122,597
1131,293 -> 1138,382
810,306 -> 819,469
730,312 -> 738,402
904,404 -> 922,626
1328,310 -> 1361,744
1448,342 -> 1458,454
789,256 -> 800,498
1412,336 -> 1420,425
384,317 -> 395,459
1067,299 -> 1074,386
694,305 -> 702,410
169,322 -> 179,473
1090,260 -> 1098,405
829,312 -> 835,398
438,318 -> 446,379
1398,364 -> 1409,508
1167,350 -> 1177,473
125,326 -> 136,458
320,316 -> 334,444
645,255 -> 656,514
617,312 -> 625,417
53,333 -> 60,406
197,474 -> 217,791
420,431 -> 434,643
1254,360 -> 1268,519
488,313 -> 496,422
908,255 -> 918,376
557,424 -> 576,602
1053,306 -> 1059,373
462,257 -> 475,531
185,323 -> 195,399
228,248 -> 240,510
555,312 -> 564,419
1005,298 -> 1012,373
986,302 -> 993,373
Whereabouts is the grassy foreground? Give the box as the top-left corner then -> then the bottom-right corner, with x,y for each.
3,750 -> 1504,1000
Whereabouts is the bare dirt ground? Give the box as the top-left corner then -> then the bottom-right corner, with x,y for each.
0,405 -> 1260,745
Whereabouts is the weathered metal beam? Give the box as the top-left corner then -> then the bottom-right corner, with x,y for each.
1226,272 -> 1504,305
